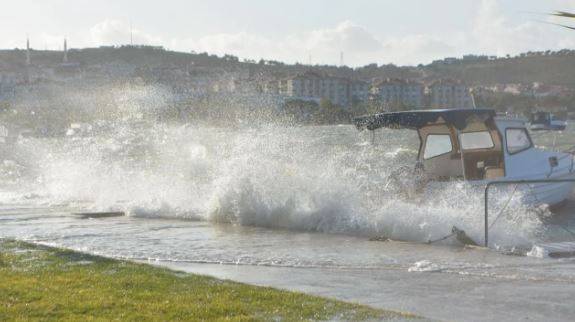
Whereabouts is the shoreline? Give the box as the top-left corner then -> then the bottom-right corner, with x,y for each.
0,239 -> 420,321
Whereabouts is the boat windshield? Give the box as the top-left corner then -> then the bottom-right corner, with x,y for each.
506,128 -> 532,154
460,132 -> 494,150
424,135 -> 452,159
418,121 -> 505,181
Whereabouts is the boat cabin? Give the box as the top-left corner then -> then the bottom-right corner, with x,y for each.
530,111 -> 567,131
531,111 -> 553,125
355,109 -> 537,182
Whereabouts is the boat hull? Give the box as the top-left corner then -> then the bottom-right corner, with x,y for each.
531,125 -> 567,131
423,172 -> 575,209
530,121 -> 568,131
483,172 -> 575,208
519,174 -> 575,207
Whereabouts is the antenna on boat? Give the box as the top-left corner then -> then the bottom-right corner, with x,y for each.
470,88 -> 477,109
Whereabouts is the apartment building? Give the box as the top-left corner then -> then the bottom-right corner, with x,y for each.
350,80 -> 369,105
428,79 -> 474,109
278,71 -> 368,108
371,78 -> 424,109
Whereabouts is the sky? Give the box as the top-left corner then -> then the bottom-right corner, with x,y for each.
1,0 -> 575,66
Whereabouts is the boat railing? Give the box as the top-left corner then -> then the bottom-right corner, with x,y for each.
484,179 -> 575,247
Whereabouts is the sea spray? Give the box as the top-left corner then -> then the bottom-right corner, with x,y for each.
0,118 -> 547,249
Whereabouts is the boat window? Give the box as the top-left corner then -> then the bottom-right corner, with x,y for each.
460,132 -> 494,150
506,128 -> 532,154
424,134 -> 452,159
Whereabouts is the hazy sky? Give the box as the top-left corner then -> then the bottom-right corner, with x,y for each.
1,0 -> 575,66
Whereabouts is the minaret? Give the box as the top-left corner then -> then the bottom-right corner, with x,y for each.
26,37 -> 31,65
63,38 -> 68,63
25,37 -> 31,84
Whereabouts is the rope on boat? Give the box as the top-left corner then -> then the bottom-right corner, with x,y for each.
488,180 -> 575,242
556,224 -> 575,239
425,227 -> 478,245
427,232 -> 457,244
489,184 -> 519,230
489,184 -> 575,238
427,226 -> 478,246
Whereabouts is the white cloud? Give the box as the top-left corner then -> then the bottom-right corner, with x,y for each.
298,20 -> 383,53
171,21 -> 385,65
281,21 -> 384,65
382,34 -> 459,64
169,4 -> 575,66
472,0 -> 545,55
470,0 -> 575,56
5,1 -> 575,66
80,6 -> 575,67
190,32 -> 274,58
90,19 -> 162,46
557,0 -> 575,10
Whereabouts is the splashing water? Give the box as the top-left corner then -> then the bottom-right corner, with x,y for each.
1,84 -> 561,250
0,115 -> 549,250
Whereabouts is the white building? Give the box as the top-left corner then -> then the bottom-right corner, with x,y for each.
428,79 -> 474,109
278,71 -> 368,108
350,80 -> 369,105
371,78 -> 425,109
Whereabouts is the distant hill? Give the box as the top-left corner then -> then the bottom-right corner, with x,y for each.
1,46 -> 575,87
422,51 -> 575,87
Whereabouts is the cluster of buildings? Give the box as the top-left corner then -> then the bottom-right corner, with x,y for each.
266,72 -> 475,110
371,79 -> 425,108
262,71 -> 369,107
478,82 -> 574,99
370,78 -> 475,109
0,38 -> 478,111
427,79 -> 475,109
431,55 -> 498,66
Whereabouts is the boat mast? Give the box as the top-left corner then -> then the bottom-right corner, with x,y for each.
453,127 -> 467,180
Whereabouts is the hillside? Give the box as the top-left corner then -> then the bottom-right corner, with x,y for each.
1,46 -> 575,87
423,51 -> 575,87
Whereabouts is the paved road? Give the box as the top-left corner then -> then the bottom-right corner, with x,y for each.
156,260 -> 575,322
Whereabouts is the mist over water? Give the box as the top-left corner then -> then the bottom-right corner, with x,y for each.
0,85 -> 554,250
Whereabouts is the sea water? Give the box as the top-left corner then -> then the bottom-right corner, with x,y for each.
3,113 -> 575,321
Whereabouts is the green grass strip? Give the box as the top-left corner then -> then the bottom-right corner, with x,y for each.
0,239 -> 420,321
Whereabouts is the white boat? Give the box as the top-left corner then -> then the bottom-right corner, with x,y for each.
355,109 -> 575,208
530,112 -> 567,131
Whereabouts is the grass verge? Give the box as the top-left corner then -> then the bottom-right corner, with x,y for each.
0,239 -> 419,321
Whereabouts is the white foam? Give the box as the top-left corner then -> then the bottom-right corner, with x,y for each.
0,111 -> 548,249
408,260 -> 443,272
527,246 -> 549,258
